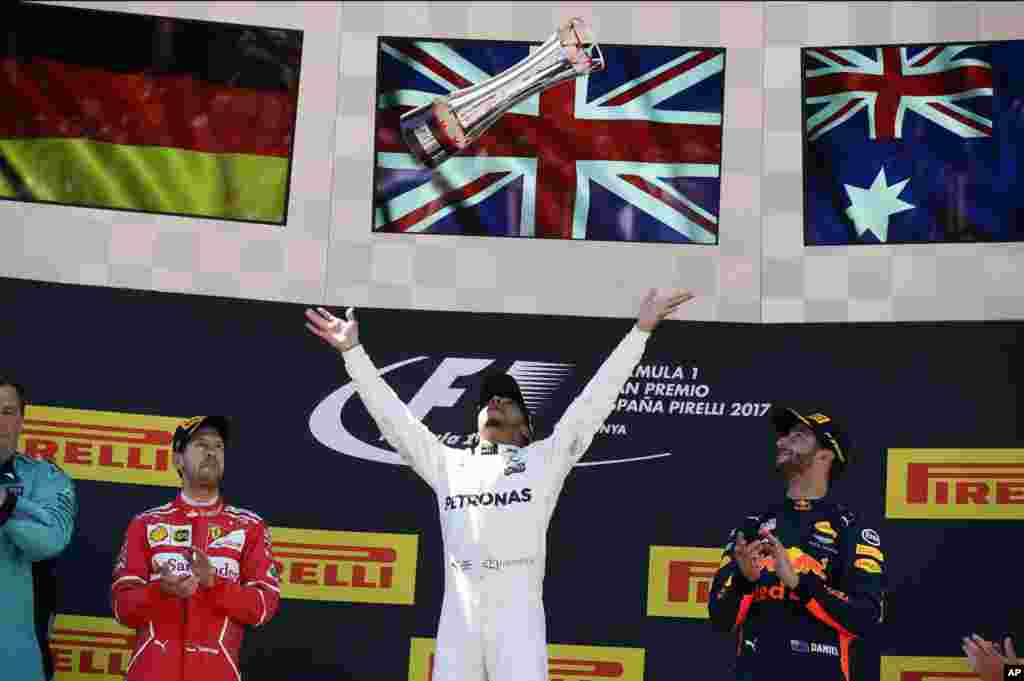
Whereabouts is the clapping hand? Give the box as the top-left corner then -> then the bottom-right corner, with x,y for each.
190,548 -> 216,589
156,561 -> 198,599
761,532 -> 799,589
734,532 -> 764,583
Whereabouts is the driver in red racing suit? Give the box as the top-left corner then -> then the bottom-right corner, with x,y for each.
708,407 -> 887,681
111,417 -> 280,681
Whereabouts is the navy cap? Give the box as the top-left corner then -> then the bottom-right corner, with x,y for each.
172,416 -> 231,453
477,372 -> 532,435
771,407 -> 849,466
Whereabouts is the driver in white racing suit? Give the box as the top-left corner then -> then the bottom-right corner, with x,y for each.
304,288 -> 693,681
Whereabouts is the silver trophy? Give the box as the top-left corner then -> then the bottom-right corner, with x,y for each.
399,18 -> 604,169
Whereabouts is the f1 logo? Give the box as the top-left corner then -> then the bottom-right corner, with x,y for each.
1006,664 -> 1023,679
404,358 -> 492,420
310,356 -> 574,466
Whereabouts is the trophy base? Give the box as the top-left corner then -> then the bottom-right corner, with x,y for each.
399,99 -> 468,169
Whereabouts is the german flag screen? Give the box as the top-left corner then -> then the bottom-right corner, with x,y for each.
0,3 -> 302,224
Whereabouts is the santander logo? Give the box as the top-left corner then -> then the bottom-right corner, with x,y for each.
309,357 -> 574,466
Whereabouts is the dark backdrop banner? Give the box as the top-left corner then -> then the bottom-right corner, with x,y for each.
1,276 -> 1020,681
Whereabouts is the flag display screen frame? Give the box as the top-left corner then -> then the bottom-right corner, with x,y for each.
0,3 -> 304,226
800,38 -> 1024,246
371,34 -> 727,245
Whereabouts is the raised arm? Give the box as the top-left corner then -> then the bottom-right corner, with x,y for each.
546,289 -> 695,472
305,307 -> 445,488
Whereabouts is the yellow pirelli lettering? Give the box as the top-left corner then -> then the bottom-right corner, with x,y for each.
49,614 -> 136,680
271,527 -> 418,605
887,449 -> 1024,520
879,654 -> 980,681
646,546 -> 720,619
408,638 -> 645,681
19,406 -> 182,487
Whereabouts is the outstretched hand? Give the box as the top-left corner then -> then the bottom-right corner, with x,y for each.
305,307 -> 360,353
964,634 -> 1019,681
637,289 -> 695,332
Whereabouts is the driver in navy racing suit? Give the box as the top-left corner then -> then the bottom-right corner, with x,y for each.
708,407 -> 887,681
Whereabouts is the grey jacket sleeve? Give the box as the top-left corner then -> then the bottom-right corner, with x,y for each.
1,461 -> 76,561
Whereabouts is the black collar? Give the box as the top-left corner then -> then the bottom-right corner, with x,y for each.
787,494 -> 828,511
0,453 -> 17,480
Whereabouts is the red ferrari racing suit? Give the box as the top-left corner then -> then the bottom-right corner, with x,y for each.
111,493 -> 281,681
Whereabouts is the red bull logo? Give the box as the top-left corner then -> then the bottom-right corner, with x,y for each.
759,547 -> 828,579
752,547 -> 828,603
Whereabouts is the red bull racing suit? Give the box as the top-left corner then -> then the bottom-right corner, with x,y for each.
708,496 -> 887,681
341,324 -> 650,681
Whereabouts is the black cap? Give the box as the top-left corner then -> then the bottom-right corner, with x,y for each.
477,372 -> 533,436
771,407 -> 849,466
172,416 -> 231,453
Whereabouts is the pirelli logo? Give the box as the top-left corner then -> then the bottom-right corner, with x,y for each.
880,655 -> 980,681
19,406 -> 181,487
886,449 -> 1024,519
49,614 -> 136,680
646,546 -> 720,619
272,527 -> 417,605
408,638 -> 645,681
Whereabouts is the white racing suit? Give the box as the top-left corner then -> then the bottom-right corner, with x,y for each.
342,324 -> 651,681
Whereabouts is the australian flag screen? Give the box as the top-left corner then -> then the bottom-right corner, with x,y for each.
802,41 -> 1024,245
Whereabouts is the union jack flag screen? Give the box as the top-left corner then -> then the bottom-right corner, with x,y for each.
802,41 -> 1024,245
373,37 -> 725,244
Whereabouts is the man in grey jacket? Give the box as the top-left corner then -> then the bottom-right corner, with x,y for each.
0,379 -> 76,681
